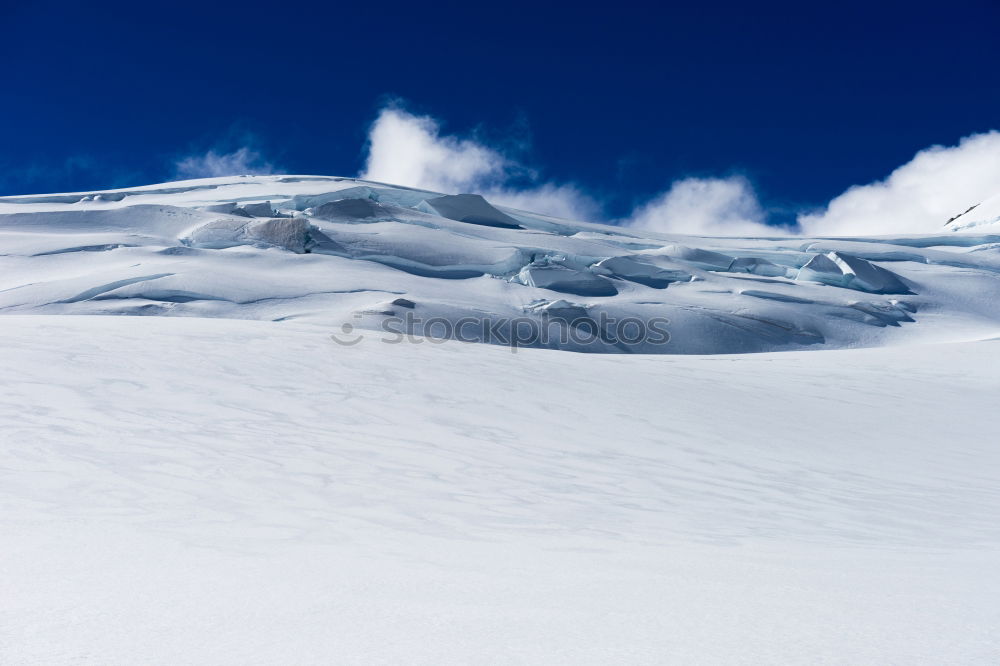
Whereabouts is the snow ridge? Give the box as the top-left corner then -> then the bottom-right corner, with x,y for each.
2,175 -> 999,353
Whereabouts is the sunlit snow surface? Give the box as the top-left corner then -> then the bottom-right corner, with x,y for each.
3,174 -> 1000,353
1,177 -> 999,663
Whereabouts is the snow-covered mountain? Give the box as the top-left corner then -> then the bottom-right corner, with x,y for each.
945,191 -> 1000,232
2,174 -> 1000,353
2,177 -> 1000,664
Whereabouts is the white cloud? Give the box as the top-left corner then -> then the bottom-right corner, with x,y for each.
359,105 -> 1000,237
628,131 -> 1000,236
798,131 -> 1000,236
359,106 -> 783,232
486,184 -> 601,221
174,147 -> 276,179
360,107 -> 506,193
359,106 -> 600,220
627,176 -> 780,236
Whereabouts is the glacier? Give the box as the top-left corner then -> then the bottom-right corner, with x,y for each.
2,174 -> 1000,354
1,175 -> 999,664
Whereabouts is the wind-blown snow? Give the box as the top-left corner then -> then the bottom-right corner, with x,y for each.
2,176 -> 999,663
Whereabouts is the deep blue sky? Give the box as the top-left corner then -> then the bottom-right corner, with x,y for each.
2,0 -> 999,221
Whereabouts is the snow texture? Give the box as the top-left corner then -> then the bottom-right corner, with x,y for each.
2,175 -> 1000,664
2,174 -> 1000,354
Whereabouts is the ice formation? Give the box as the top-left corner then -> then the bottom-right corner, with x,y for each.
2,174 -> 1000,353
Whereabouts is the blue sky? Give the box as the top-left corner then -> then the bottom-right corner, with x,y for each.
2,0 -> 999,232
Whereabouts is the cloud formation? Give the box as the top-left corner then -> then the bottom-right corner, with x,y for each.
358,104 -> 1000,236
358,106 -> 777,232
627,176 -> 780,236
486,184 -> 602,221
361,107 -> 507,193
174,147 -> 277,179
798,131 -> 1000,236
360,107 -> 599,220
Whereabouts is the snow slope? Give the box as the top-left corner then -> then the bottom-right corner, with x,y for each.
2,316 -> 999,664
2,177 -> 1000,664
2,175 -> 1000,353
946,191 -> 1000,232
